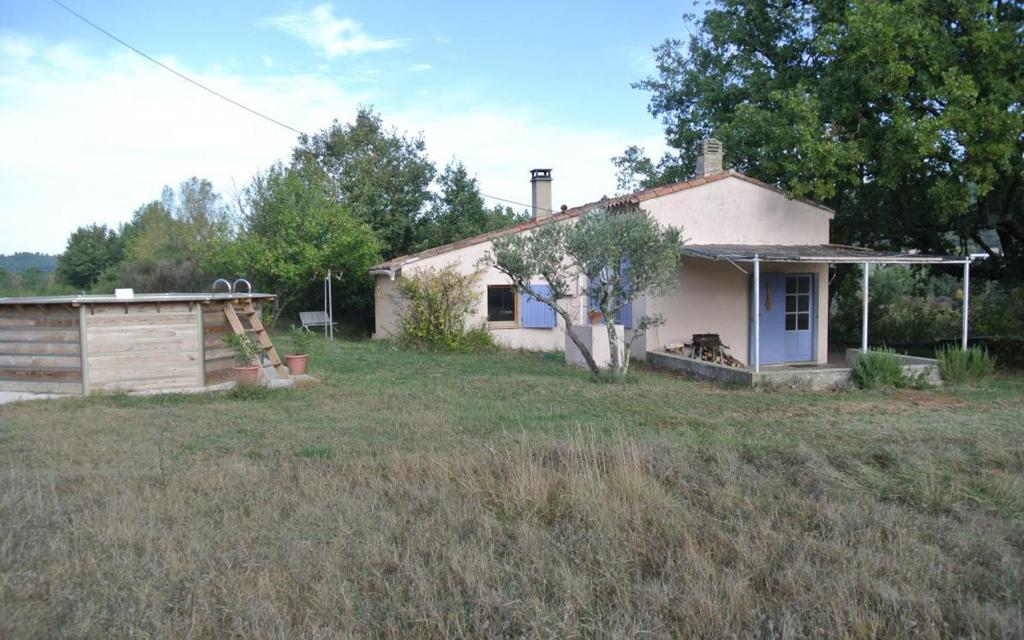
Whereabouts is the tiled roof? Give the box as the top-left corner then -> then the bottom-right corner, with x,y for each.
370,170 -> 833,273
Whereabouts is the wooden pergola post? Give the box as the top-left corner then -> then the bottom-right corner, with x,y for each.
861,262 -> 870,354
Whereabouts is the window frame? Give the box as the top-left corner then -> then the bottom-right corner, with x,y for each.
486,284 -> 519,326
784,274 -> 812,333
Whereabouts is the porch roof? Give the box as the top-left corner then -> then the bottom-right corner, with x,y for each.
683,243 -> 966,264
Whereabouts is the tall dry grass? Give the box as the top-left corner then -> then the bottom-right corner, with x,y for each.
2,429 -> 1021,638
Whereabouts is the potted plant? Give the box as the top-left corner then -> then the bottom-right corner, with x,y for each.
587,309 -> 603,326
286,326 -> 311,375
223,333 -> 263,386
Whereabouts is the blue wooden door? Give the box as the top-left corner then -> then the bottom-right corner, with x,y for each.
782,274 -> 814,362
750,273 -> 815,365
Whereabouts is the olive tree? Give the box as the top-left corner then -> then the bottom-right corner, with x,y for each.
483,207 -> 683,377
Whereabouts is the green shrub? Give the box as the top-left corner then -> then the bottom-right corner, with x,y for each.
289,325 -> 312,355
852,349 -> 908,390
395,265 -> 495,352
937,345 -> 995,385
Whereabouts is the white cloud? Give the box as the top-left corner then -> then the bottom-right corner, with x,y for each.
0,33 -> 665,254
410,63 -> 431,72
262,4 -> 402,58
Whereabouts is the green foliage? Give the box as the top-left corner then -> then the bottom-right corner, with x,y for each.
0,252 -> 57,273
0,266 -> 74,297
486,207 -> 683,376
630,0 -> 1024,281
222,332 -> 262,366
293,107 -> 436,259
937,345 -> 995,385
209,164 -> 381,325
852,349 -> 909,390
55,224 -> 124,289
416,161 -> 528,249
394,265 -> 494,352
289,325 -> 312,355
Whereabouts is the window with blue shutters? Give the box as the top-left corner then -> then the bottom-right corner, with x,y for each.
520,284 -> 556,328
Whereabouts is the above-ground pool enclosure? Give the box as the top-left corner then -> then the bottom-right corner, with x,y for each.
0,292 -> 283,395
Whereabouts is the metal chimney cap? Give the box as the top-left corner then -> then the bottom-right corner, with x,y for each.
529,168 -> 552,181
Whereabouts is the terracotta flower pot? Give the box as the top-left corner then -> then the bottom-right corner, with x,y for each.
588,311 -> 603,326
285,353 -> 309,376
233,364 -> 261,386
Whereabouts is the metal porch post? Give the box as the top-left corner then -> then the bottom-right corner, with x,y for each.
753,255 -> 760,373
861,262 -> 870,353
961,259 -> 970,350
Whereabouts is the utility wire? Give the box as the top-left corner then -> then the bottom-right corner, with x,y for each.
48,0 -> 556,213
480,193 -> 556,213
47,0 -> 305,135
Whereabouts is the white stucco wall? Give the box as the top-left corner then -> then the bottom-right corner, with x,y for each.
373,236 -> 579,351
642,177 -> 831,244
638,258 -> 829,365
373,174 -> 833,357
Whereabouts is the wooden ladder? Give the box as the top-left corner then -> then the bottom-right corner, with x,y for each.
223,300 -> 289,380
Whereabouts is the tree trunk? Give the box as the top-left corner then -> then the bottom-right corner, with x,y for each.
559,309 -> 602,378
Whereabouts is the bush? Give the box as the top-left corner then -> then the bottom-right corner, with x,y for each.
395,265 -> 494,352
852,349 -> 908,390
937,345 -> 996,385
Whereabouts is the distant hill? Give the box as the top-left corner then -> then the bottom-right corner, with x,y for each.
0,252 -> 59,273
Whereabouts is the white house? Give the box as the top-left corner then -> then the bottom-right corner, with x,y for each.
370,140 -> 968,380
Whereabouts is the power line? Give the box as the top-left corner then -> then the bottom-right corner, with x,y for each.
480,193 -> 555,213
47,0 -> 305,136
47,0 -> 557,213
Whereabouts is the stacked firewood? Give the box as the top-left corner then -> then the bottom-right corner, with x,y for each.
666,333 -> 743,368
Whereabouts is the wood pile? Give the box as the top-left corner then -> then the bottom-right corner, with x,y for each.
665,333 -> 744,368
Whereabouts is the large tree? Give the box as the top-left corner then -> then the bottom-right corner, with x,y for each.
416,161 -> 528,250
55,224 -> 123,290
293,107 -> 436,259
210,164 -> 381,325
484,208 -> 683,377
621,0 -> 1023,280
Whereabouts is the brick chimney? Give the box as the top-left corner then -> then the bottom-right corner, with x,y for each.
530,169 -> 552,219
695,138 -> 723,177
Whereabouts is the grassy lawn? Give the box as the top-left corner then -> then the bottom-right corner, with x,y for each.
1,338 -> 1022,638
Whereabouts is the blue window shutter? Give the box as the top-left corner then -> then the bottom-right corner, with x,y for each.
521,284 -> 556,328
617,301 -> 632,328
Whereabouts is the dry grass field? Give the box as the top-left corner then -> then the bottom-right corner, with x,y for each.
1,338 -> 1022,638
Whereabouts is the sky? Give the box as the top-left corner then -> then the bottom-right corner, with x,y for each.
0,0 -> 695,254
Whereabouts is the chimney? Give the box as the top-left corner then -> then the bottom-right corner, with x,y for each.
695,138 -> 723,177
530,168 -> 552,219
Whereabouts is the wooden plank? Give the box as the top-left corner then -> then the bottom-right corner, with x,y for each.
87,302 -> 193,316
88,351 -> 200,368
0,316 -> 78,328
0,368 -> 82,382
0,307 -> 75,318
87,338 -> 198,355
0,330 -> 79,343
0,355 -> 82,368
196,303 -> 206,387
85,313 -> 196,327
79,304 -> 90,396
0,379 -> 83,394
203,346 -> 233,361
90,376 -> 200,393
88,323 -> 198,336
88,365 -> 201,385
204,357 -> 235,372
0,342 -> 80,355
205,369 -> 233,385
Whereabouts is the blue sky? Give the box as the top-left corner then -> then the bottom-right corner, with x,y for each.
0,1 -> 695,253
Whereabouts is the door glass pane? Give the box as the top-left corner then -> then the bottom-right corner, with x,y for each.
798,297 -> 809,312
785,315 -> 796,330
798,277 -> 810,294
798,315 -> 809,331
786,296 -> 796,312
785,278 -> 796,294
